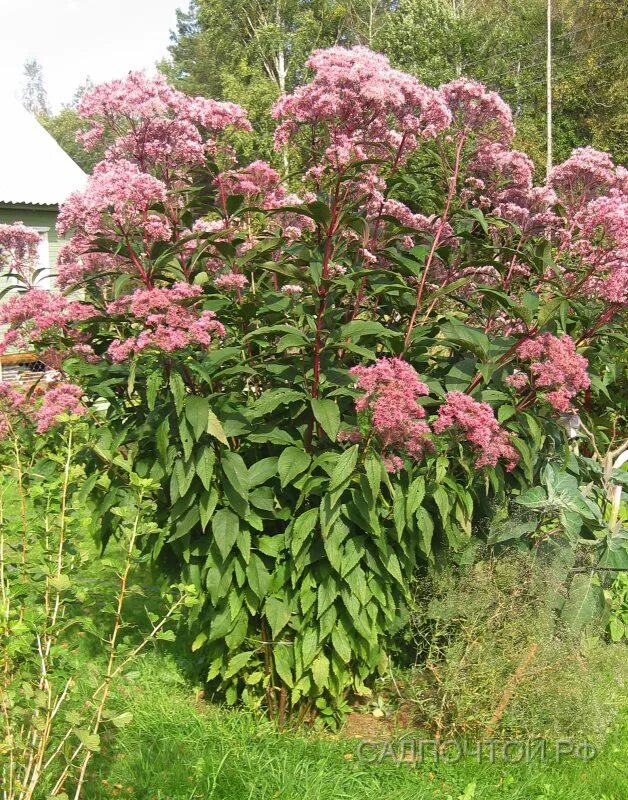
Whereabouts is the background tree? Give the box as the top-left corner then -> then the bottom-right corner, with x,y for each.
162,0 -> 627,170
21,57 -> 50,116
162,0 -> 393,159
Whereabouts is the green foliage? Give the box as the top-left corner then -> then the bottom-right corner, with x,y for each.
0,421 -> 195,799
163,0 -> 627,170
607,572 -> 628,642
398,553 -> 628,742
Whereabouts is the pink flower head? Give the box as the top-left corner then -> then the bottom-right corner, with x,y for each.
439,78 -> 515,145
216,161 -> 282,202
57,160 -> 168,239
350,357 -> 432,468
272,46 -> 451,166
76,71 -> 250,174
281,284 -> 304,297
505,371 -> 529,391
0,381 -> 30,440
568,189 -> 628,304
516,334 -> 590,412
36,383 -> 85,433
549,147 -> 619,212
214,272 -> 249,292
0,223 -> 40,283
433,392 -> 519,471
105,283 -> 225,361
0,290 -> 97,354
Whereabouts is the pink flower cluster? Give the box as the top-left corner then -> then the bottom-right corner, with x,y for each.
106,283 -> 225,361
463,143 -> 558,236
439,79 -> 515,145
215,160 -> 315,241
216,161 -> 283,203
36,383 -> 85,433
0,223 -> 40,282
433,392 -> 519,471
549,146 -> 620,212
0,381 -> 29,439
516,334 -> 590,412
0,290 -> 97,353
57,160 -> 169,239
272,46 -> 451,167
77,71 -> 250,174
214,272 -> 248,292
0,380 -> 86,439
350,357 -> 432,471
569,188 -> 628,304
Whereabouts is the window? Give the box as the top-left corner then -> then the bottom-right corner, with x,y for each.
33,227 -> 53,289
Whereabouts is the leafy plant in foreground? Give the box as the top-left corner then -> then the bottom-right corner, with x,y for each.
0,410 -> 195,799
0,46 -> 625,724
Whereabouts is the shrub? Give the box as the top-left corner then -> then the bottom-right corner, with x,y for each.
398,553 -> 627,742
0,47 -> 625,723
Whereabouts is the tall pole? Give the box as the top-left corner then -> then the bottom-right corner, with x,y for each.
546,0 -> 553,178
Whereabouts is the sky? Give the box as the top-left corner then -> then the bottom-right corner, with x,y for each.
0,0 -> 185,111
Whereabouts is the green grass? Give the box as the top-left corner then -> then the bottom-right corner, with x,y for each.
84,654 -> 628,800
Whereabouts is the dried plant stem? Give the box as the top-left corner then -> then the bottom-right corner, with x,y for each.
484,642 -> 539,737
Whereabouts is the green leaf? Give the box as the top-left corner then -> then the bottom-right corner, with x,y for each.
440,322 -> 490,360
248,457 -> 279,487
195,447 -> 216,492
247,554 -> 271,599
432,485 -> 451,527
185,395 -> 209,440
76,730 -> 100,752
417,507 -> 434,558
291,508 -> 318,556
200,487 -> 218,530
311,654 -> 330,689
406,476 -> 425,518
222,451 -> 250,501
338,319 -> 393,342
146,372 -> 162,411
212,509 -> 239,560
515,486 -> 547,508
561,574 -> 606,632
300,627 -> 319,669
224,650 -> 255,679
249,389 -> 305,418
317,575 -> 338,615
364,453 -> 382,501
537,296 -> 564,330
265,596 -> 291,639
329,445 -> 359,492
207,409 -> 229,446
278,446 -> 311,488
331,625 -> 352,663
169,372 -> 186,415
50,574 -> 71,592
311,398 -> 341,442
192,632 -> 207,652
274,645 -> 294,688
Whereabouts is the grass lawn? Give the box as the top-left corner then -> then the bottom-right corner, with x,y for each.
83,653 -> 628,800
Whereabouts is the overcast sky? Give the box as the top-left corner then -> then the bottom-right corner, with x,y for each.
0,0 -> 185,110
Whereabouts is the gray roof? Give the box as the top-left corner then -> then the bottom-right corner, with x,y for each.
0,97 -> 87,207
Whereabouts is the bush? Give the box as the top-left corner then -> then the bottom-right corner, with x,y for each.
398,552 -> 628,742
0,46 -> 625,723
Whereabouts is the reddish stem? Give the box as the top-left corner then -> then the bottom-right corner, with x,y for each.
403,134 -> 466,351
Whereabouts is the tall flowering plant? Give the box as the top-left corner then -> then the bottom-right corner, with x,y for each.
1,48 -> 625,722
